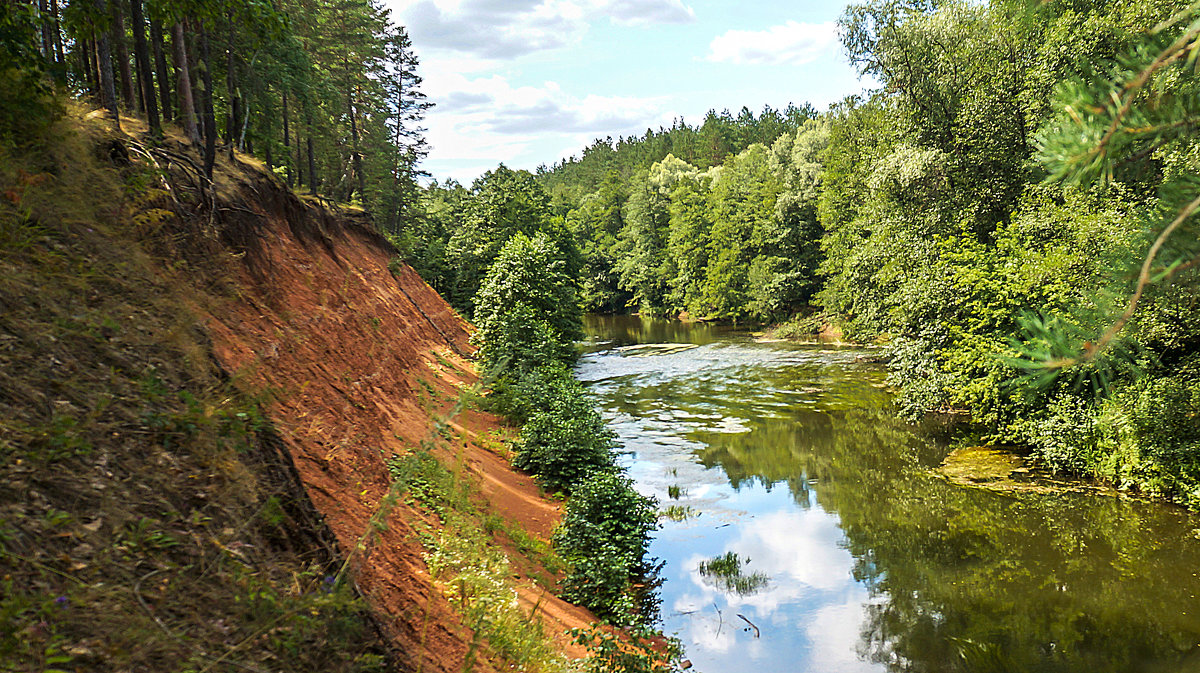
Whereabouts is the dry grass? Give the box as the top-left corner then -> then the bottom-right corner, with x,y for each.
0,106 -> 390,672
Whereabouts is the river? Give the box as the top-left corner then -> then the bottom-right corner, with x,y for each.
577,314 -> 1200,673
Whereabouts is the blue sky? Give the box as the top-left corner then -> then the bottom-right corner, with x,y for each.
382,0 -> 874,183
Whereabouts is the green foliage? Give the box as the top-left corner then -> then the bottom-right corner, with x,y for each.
472,231 -> 583,373
571,624 -> 686,673
513,369 -> 618,493
0,5 -> 60,142
555,471 -> 659,624
463,203 -> 661,626
440,166 -> 581,314
815,0 -> 1200,504
0,582 -> 74,673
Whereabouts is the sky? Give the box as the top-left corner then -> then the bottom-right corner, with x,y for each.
381,0 -> 874,184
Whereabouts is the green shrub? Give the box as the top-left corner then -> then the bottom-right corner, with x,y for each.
0,6 -> 60,143
472,232 -> 582,373
555,471 -> 658,624
512,367 -> 617,492
1093,370 -> 1200,507
487,361 -> 576,425
571,623 -> 685,673
1013,394 -> 1102,476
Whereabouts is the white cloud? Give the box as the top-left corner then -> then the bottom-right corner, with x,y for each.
403,0 -> 586,59
706,21 -> 838,66
419,72 -> 672,181
389,0 -> 695,59
807,598 -> 884,673
606,0 -> 695,26
663,508 -> 881,667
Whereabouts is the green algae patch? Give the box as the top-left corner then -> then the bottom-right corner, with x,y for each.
937,446 -> 1025,484
935,445 -> 1126,499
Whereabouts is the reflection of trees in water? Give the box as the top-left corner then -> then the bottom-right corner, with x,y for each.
582,314 -> 727,347
693,400 -> 1200,673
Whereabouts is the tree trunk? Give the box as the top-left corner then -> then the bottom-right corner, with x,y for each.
110,0 -> 134,111
82,35 -> 96,95
92,0 -> 119,128
225,22 -> 238,156
186,18 -> 202,132
150,19 -> 171,122
92,39 -> 102,94
172,23 -> 199,142
50,0 -> 64,65
295,125 -> 303,188
128,0 -> 160,137
348,89 -> 365,204
199,22 -> 217,180
282,90 -> 292,187
38,0 -> 52,62
305,103 -> 317,195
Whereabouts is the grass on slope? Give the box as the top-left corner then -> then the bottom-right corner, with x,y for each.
0,106 -> 389,673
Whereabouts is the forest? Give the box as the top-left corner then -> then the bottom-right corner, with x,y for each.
2,0 -> 431,232
400,0 -> 1200,509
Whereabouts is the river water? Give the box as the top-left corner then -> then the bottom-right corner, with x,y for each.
577,314 -> 1200,673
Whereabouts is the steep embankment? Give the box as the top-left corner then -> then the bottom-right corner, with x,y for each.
196,151 -> 596,668
0,109 -> 591,673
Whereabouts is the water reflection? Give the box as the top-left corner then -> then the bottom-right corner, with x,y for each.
579,315 -> 1200,673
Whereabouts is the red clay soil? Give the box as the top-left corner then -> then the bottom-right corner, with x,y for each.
198,176 -> 594,670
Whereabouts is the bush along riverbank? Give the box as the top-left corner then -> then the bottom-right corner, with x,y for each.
472,232 -> 671,634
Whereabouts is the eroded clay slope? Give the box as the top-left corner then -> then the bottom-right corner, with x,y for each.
200,174 -> 593,671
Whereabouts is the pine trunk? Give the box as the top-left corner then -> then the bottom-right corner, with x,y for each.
295,126 -> 304,188
305,104 -> 317,195
150,19 -> 171,122
282,90 -> 293,187
225,22 -> 238,155
348,89 -> 365,204
172,22 -> 199,142
92,0 -> 119,127
110,0 -> 134,111
186,18 -> 202,132
82,36 -> 95,95
128,0 -> 160,137
200,22 -> 217,180
38,0 -> 52,62
51,0 -> 64,65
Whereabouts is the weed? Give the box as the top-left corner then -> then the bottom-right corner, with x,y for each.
697,552 -> 769,596
661,506 -> 696,522
434,351 -> 459,373
416,376 -> 441,402
666,485 -> 685,500
115,517 -> 180,553
42,510 -> 72,530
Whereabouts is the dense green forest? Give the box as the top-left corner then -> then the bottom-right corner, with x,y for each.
7,0 -> 1200,580
401,0 -> 1200,509
2,0 -> 430,232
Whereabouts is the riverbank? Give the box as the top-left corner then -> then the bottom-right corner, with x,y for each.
579,314 -> 1200,673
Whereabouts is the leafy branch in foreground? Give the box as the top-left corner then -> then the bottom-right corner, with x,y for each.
1014,5 -> 1200,378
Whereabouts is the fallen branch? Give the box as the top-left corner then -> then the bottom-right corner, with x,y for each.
737,613 -> 760,638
